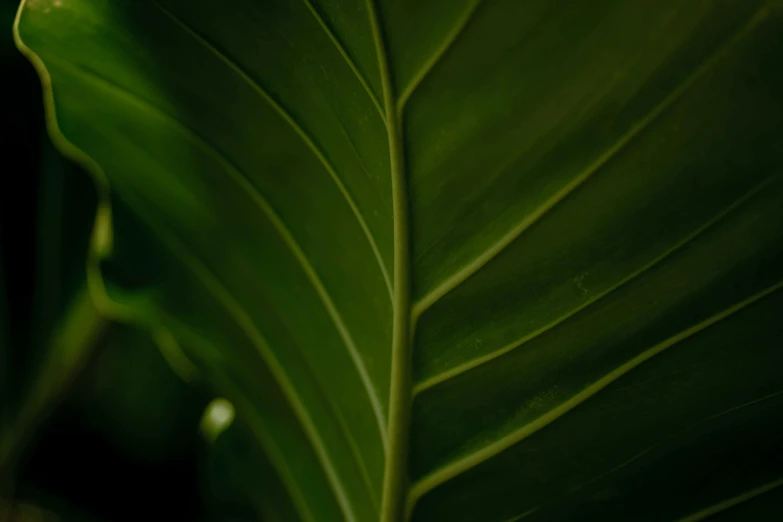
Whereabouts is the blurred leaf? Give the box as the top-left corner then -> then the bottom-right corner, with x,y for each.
76,323 -> 207,461
1,491 -> 118,522
2,2 -> 209,518
8,134 -> 107,441
0,498 -> 61,522
14,0 -> 783,521
27,136 -> 96,353
1,0 -> 106,475
10,321 -> 210,522
0,141 -> 107,478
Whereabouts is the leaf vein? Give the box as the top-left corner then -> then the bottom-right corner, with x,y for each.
397,0 -> 484,111
413,176 -> 774,394
44,54 -> 384,520
220,387 -> 321,522
526,388 -> 783,518
153,1 -> 394,298
300,0 -> 386,120
676,477 -> 783,521
54,53 -> 390,443
139,209 -> 360,522
411,7 -> 770,319
408,278 -> 783,507
365,2 -> 415,522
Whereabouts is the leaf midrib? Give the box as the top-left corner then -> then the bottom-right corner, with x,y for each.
392,5 -> 773,521
19,1 -> 780,520
365,3 -> 412,522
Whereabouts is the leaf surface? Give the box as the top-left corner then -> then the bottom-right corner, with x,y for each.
15,0 -> 783,520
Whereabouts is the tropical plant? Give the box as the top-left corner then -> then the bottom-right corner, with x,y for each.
5,0 -> 783,520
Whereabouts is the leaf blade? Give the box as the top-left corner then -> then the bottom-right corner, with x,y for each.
15,0 -> 783,520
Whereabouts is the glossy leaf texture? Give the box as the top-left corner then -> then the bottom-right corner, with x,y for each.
15,0 -> 783,521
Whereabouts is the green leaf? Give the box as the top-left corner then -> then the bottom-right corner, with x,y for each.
15,0 -> 783,521
1,6 -> 202,518
206,419 -> 302,522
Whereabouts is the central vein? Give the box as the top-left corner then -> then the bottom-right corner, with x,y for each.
365,2 -> 413,522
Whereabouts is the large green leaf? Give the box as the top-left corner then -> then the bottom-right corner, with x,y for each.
14,0 -> 783,520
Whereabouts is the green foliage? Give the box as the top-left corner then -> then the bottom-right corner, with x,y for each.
1,2 -> 209,514
11,0 -> 783,520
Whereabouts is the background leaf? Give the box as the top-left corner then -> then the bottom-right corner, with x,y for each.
1,0 -> 102,469
1,0 -> 214,517
13,0 -> 783,521
14,323 -> 211,522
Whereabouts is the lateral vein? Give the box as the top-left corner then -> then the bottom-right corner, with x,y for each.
676,477 -> 783,521
413,176 -> 774,394
153,1 -> 394,298
397,0 -> 484,111
226,392 -> 321,522
411,7 -> 770,320
43,55 -> 387,521
142,216 -> 360,522
408,278 -> 783,506
47,54 -> 390,449
300,0 -> 386,120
